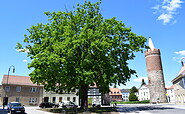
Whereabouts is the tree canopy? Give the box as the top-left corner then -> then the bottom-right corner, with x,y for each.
129,93 -> 139,101
16,0 -> 147,108
129,86 -> 139,101
130,86 -> 138,93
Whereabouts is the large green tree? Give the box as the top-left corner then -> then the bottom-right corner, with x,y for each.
17,1 -> 147,109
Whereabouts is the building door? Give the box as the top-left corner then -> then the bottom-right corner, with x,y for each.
59,97 -> 62,102
44,97 -> 49,102
3,97 -> 8,105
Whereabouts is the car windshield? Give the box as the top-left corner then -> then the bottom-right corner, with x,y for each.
11,103 -> 22,107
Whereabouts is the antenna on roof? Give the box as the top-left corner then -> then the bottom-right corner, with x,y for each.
181,58 -> 185,66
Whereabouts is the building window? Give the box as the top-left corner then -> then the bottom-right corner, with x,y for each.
52,97 -> 56,103
71,89 -> 76,93
5,86 -> 10,92
16,98 -> 20,102
30,87 -> 37,92
16,86 -> 21,92
67,97 -> 70,101
73,97 -> 76,102
29,98 -> 37,103
183,78 -> 185,88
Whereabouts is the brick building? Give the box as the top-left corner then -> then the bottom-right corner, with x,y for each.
145,38 -> 167,103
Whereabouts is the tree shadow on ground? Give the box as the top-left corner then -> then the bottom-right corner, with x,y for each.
116,105 -> 174,113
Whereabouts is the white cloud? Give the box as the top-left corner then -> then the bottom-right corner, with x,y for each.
175,50 -> 185,56
173,50 -> 185,62
153,0 -> 183,24
133,77 -> 148,82
16,48 -> 30,53
23,60 -> 28,63
157,13 -> 172,24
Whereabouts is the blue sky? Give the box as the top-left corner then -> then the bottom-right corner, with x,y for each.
0,0 -> 184,89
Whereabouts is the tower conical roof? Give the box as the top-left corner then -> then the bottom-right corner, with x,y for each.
149,38 -> 155,51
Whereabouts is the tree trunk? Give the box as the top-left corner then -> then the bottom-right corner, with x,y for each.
80,84 -> 88,109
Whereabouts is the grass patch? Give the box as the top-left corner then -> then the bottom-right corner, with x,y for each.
39,107 -> 118,113
112,100 -> 150,104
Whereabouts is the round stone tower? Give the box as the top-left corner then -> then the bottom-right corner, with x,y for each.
145,38 -> 167,103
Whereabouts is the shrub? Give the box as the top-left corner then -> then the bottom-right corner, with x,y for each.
129,93 -> 138,101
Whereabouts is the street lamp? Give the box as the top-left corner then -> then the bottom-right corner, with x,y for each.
3,65 -> 15,109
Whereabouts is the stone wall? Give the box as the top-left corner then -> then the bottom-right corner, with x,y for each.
145,49 -> 167,103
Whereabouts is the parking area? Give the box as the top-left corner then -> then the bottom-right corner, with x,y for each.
0,106 -> 53,114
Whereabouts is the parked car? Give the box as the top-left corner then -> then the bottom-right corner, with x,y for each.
59,101 -> 78,108
7,102 -> 25,114
39,102 -> 59,108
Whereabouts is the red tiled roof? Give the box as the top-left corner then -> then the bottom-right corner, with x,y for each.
109,88 -> 122,95
2,75 -> 42,86
166,85 -> 174,90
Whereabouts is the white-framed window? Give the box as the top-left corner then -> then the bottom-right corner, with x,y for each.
182,78 -> 185,88
16,86 -> 21,92
67,97 -> 70,101
5,86 -> 10,92
30,87 -> 37,92
29,98 -> 37,103
16,97 -> 20,102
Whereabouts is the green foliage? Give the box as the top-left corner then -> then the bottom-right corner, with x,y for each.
129,93 -> 138,101
130,86 -> 138,93
16,0 -> 147,108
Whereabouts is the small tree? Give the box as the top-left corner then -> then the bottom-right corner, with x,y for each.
129,86 -> 138,101
129,93 -> 138,101
130,86 -> 138,93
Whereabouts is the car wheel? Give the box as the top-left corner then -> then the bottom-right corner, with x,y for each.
10,111 -> 14,114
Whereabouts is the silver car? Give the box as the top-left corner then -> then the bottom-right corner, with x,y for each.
59,101 -> 78,108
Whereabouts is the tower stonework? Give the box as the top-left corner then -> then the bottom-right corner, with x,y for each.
145,39 -> 167,103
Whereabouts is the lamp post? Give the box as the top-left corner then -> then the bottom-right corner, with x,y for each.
3,65 -> 15,109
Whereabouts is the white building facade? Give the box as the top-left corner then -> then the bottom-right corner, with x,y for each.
88,88 -> 101,105
120,89 -> 130,102
166,86 -> 175,103
136,85 -> 150,101
172,63 -> 185,104
43,90 -> 79,105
